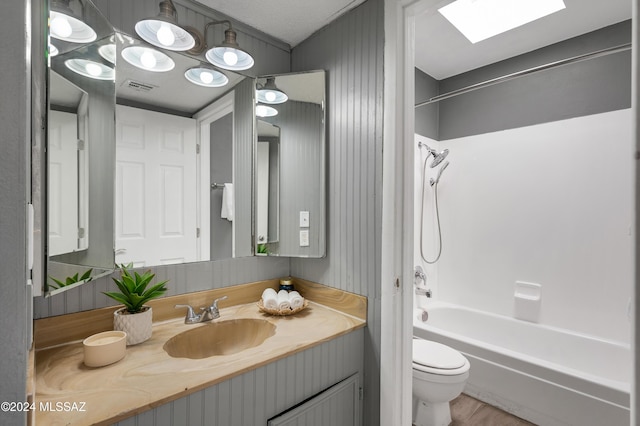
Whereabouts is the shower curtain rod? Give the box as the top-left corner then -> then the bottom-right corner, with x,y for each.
415,43 -> 632,108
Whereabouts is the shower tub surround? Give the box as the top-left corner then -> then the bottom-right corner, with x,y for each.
413,302 -> 630,426
34,280 -> 366,425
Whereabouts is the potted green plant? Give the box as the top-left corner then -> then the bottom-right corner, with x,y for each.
103,264 -> 168,345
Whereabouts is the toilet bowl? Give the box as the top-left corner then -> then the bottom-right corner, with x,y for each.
412,339 -> 470,426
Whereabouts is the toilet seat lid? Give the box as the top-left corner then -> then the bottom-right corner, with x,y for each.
413,340 -> 466,370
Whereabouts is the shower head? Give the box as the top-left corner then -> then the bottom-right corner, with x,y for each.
430,149 -> 449,167
417,142 -> 449,168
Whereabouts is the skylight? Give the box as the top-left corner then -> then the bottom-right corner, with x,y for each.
438,0 -> 566,44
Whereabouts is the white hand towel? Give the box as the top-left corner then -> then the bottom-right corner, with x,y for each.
277,289 -> 291,311
220,183 -> 234,221
262,288 -> 278,310
288,291 -> 304,310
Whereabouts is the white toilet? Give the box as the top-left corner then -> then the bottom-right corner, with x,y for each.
412,339 -> 470,426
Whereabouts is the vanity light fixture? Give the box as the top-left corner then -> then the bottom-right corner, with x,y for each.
49,43 -> 59,57
135,0 -> 195,51
439,0 -> 566,43
121,46 -> 175,72
65,58 -> 114,80
49,0 -> 97,43
98,44 -> 116,64
184,66 -> 229,88
256,77 -> 288,104
201,21 -> 254,71
256,104 -> 278,118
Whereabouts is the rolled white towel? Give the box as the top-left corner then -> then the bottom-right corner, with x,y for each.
277,289 -> 291,311
288,291 -> 304,310
262,288 -> 278,310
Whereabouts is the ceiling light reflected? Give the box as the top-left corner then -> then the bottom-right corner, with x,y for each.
256,77 -> 288,104
49,10 -> 97,43
256,104 -> 278,118
184,66 -> 229,88
65,58 -> 114,80
439,0 -> 566,43
98,44 -> 116,64
121,46 -> 175,72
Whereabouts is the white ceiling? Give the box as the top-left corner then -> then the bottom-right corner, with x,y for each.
191,0 -> 367,47
193,0 -> 631,80
414,0 -> 632,80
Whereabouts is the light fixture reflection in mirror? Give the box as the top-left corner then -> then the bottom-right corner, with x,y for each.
121,46 -> 175,72
65,58 -> 115,80
49,8 -> 97,43
49,43 -> 59,57
256,77 -> 288,104
184,66 -> 229,87
98,43 -> 116,64
256,104 -> 278,117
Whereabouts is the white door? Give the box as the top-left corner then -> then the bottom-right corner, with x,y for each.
115,105 -> 197,267
48,110 -> 78,256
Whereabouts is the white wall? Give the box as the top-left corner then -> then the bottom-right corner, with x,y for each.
415,109 -> 634,343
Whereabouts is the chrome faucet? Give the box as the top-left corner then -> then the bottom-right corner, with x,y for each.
175,296 -> 228,324
414,266 -> 432,298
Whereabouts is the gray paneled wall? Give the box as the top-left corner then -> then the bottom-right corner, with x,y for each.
92,0 -> 290,77
0,0 -> 30,424
416,21 -> 632,140
234,78 -> 255,257
113,330 -> 363,426
289,0 -> 385,425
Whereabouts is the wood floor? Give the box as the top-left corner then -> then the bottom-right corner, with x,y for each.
449,394 -> 536,426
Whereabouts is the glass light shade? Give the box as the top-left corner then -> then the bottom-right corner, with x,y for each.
49,43 -> 59,57
50,11 -> 97,43
256,104 -> 278,118
98,44 -> 116,64
206,46 -> 254,71
65,59 -> 114,80
135,18 -> 195,51
256,78 -> 288,104
121,46 -> 175,72
184,67 -> 229,88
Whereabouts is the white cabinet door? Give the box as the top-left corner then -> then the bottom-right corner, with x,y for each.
115,105 -> 197,267
267,374 -> 361,426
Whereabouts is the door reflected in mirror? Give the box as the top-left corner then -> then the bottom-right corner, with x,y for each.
256,121 -> 280,253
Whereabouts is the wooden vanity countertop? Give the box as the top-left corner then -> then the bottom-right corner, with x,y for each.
35,288 -> 366,425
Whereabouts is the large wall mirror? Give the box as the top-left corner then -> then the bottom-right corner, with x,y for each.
255,71 -> 326,258
43,0 -> 327,296
47,0 -> 116,294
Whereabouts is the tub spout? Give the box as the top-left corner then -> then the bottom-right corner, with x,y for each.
415,287 -> 432,298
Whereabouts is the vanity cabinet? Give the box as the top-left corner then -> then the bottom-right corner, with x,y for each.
268,374 -> 360,426
112,329 -> 364,426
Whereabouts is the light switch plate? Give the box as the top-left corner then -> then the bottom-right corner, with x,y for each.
299,230 -> 309,246
300,211 -> 310,228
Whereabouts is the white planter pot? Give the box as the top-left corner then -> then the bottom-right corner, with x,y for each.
113,306 -> 153,345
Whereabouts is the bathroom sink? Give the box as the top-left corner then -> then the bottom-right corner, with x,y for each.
163,318 -> 276,359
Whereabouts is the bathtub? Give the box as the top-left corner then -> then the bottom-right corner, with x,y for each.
413,302 -> 631,426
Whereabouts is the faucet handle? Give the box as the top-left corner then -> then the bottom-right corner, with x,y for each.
175,304 -> 199,323
211,295 -> 228,310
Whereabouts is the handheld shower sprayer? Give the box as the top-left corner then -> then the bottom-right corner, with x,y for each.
418,141 -> 449,168
430,161 -> 449,187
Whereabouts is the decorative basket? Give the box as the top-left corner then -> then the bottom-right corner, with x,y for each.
257,299 -> 309,316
